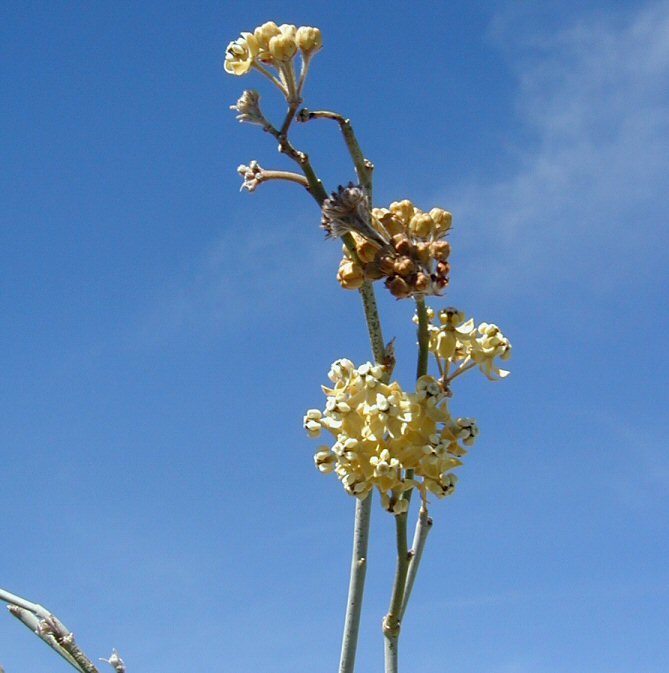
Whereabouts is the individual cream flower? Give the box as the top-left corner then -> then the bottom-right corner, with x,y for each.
224,32 -> 258,76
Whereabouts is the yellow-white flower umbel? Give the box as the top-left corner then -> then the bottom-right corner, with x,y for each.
417,307 -> 512,382
224,21 -> 323,103
304,359 -> 478,514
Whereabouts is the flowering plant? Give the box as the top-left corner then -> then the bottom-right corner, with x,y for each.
227,20 -> 511,673
0,20 -> 511,673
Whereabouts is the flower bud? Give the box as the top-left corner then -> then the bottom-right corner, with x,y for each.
296,26 -> 323,53
430,208 -> 452,234
394,256 -> 416,276
430,240 -> 451,261
414,242 -> 431,266
269,33 -> 297,61
254,21 -> 281,51
392,233 -> 413,256
409,213 -> 433,239
414,272 -> 431,293
386,275 -> 411,299
357,240 -> 380,264
337,259 -> 364,290
389,199 -> 415,225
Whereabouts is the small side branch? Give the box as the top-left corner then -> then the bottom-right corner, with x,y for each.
263,122 -> 328,204
399,505 -> 433,620
383,510 -> 410,673
297,108 -> 374,202
415,296 -> 430,379
1,587 -> 103,673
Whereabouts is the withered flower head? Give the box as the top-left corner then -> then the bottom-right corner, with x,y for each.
321,183 -> 389,247
328,196 -> 454,299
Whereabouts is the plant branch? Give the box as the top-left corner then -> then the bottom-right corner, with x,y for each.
399,505 -> 433,620
297,108 -> 374,202
8,606 -> 82,672
383,509 -> 410,673
338,494 -> 372,673
415,296 -> 430,379
264,122 -> 328,204
1,588 -> 100,673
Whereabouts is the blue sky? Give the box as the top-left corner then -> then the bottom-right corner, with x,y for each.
1,2 -> 668,672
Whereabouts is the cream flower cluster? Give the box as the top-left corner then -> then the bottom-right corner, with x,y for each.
419,307 -> 512,381
224,22 -> 322,101
304,359 -> 479,514
322,188 -> 452,298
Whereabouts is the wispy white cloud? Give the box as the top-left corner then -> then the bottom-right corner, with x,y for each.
445,2 -> 669,296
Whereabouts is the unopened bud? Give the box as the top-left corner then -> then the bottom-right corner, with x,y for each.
296,26 -> 322,53
414,272 -> 431,293
409,213 -> 433,239
429,208 -> 452,234
430,240 -> 451,261
357,240 -> 380,264
394,256 -> 416,276
337,259 -> 364,289
389,199 -> 415,225
392,234 -> 413,256
269,33 -> 297,61
254,21 -> 281,51
386,275 -> 411,298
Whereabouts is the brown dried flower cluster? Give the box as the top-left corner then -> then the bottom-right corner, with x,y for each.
322,184 -> 452,298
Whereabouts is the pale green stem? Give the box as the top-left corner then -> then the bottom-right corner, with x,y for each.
381,297 -> 431,673
8,606 -> 83,672
447,361 -> 477,383
296,108 -> 374,202
415,296 -> 430,380
399,505 -> 433,620
1,588 -> 99,673
338,494 -> 372,673
256,169 -> 309,189
383,508 -> 409,673
252,61 -> 287,95
297,53 -> 312,98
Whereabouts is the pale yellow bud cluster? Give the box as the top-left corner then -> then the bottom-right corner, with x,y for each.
224,21 -> 322,102
304,359 -> 479,513
327,194 -> 453,298
418,307 -> 512,381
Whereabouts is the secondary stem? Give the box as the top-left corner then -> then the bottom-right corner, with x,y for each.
415,296 -> 430,380
383,508 -> 410,673
338,494 -> 372,673
399,506 -> 433,620
297,108 -> 374,203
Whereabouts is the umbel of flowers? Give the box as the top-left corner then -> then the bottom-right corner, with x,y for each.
304,310 -> 511,514
225,21 -> 322,104
322,185 -> 452,299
